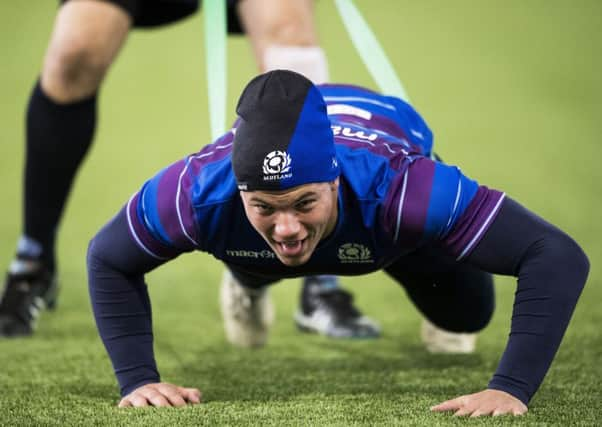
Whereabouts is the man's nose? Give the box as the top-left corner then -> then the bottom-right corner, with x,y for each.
273,211 -> 301,238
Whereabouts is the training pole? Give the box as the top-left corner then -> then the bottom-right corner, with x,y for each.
334,0 -> 411,103
204,0 -> 227,141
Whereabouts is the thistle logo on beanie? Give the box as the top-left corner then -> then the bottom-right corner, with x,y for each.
263,150 -> 292,177
232,70 -> 340,191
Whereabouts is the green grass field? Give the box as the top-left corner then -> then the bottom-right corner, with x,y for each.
1,1 -> 601,425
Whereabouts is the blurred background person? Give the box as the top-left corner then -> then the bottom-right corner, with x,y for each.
0,0 -> 380,341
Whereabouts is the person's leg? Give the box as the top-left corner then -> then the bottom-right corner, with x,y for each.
236,0 -> 329,83
385,247 -> 495,353
233,0 -> 378,339
0,0 -> 132,337
220,266 -> 276,348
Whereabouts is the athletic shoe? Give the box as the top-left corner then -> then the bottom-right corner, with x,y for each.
420,318 -> 476,354
220,270 -> 274,348
295,283 -> 380,339
0,258 -> 58,337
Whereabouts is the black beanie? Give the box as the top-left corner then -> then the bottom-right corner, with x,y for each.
232,70 -> 339,191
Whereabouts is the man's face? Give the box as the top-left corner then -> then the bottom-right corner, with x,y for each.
240,179 -> 339,267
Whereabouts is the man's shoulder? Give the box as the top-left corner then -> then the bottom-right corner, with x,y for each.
186,133 -> 238,207
190,156 -> 238,208
336,146 -> 401,228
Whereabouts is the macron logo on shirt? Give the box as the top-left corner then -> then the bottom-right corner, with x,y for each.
226,249 -> 276,259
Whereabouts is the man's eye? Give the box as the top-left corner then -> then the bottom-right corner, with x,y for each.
256,204 -> 273,214
296,200 -> 315,210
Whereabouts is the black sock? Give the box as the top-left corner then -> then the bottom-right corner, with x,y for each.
22,81 -> 97,271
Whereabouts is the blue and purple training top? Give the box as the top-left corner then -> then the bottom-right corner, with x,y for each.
126,84 -> 505,278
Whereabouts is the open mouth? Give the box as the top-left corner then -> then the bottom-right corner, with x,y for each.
275,238 -> 307,258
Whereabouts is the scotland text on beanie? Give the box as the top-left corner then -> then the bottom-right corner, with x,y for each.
232,70 -> 339,191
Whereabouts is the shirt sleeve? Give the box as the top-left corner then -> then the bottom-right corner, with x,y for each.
466,197 -> 589,404
384,157 -> 505,257
126,157 -> 200,260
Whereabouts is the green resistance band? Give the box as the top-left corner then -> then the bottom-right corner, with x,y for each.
334,0 -> 411,103
204,0 -> 227,141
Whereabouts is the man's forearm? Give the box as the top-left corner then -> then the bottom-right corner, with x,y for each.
467,197 -> 589,404
86,207 -> 167,396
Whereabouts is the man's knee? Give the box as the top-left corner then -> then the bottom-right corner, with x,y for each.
427,304 -> 493,334
238,0 -> 317,46
41,0 -> 131,102
445,271 -> 495,333
460,302 -> 494,333
264,17 -> 315,46
43,40 -> 112,97
396,266 -> 496,333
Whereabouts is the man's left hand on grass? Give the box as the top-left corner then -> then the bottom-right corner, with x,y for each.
431,389 -> 527,417
118,382 -> 202,408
